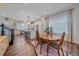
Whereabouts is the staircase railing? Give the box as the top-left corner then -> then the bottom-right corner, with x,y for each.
0,23 -> 15,45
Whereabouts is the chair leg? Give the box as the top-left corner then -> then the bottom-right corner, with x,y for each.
36,42 -> 39,48
66,51 -> 68,56
61,48 -> 64,56
47,44 -> 49,56
57,49 -> 60,56
35,39 -> 37,46
40,44 -> 42,54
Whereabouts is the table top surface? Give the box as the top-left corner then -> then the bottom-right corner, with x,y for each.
40,33 -> 60,40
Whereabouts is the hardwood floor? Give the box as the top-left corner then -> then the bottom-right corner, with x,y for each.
63,41 -> 79,56
4,34 -> 37,56
4,34 -> 79,56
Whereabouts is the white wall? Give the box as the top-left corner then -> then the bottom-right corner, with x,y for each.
72,4 -> 79,44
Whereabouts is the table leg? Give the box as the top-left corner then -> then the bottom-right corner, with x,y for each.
40,44 -> 42,54
47,44 -> 49,56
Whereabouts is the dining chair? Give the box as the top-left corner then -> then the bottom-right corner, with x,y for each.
35,25 -> 40,48
47,32 -> 65,56
35,30 -> 40,48
35,25 -> 48,54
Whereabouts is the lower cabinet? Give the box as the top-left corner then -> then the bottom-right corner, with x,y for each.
0,36 -> 9,56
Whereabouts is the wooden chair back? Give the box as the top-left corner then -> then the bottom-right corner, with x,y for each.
58,32 -> 65,47
36,25 -> 40,41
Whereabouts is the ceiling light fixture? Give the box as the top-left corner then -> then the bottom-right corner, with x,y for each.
26,16 -> 32,25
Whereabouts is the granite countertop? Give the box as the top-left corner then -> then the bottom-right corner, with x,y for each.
0,36 -> 8,42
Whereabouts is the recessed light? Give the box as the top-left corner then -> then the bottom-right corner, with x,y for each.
43,11 -> 48,15
24,3 -> 30,6
21,10 -> 25,14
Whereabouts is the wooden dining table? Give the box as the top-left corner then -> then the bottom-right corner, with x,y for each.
39,33 -> 60,41
37,33 -> 61,55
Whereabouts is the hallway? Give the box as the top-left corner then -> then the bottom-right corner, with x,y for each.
4,34 -> 37,56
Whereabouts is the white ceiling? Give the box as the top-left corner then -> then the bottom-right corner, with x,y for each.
0,3 -> 72,20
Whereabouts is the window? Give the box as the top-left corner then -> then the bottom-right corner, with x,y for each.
16,23 -> 28,31
49,12 -> 68,36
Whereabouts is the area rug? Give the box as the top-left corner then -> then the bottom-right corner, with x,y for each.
31,40 -> 70,56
